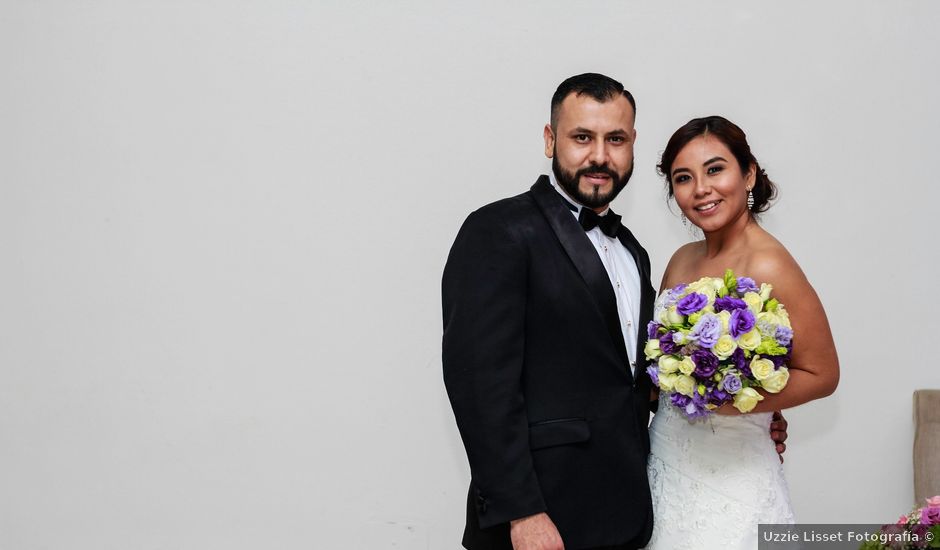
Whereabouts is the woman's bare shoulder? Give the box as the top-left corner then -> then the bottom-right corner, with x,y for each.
661,241 -> 703,290
746,233 -> 808,290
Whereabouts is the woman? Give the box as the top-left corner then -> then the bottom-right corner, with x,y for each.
643,116 -> 839,549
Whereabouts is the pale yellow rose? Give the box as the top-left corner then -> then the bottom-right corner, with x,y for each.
658,373 -> 677,392
743,292 -> 763,315
733,387 -> 764,413
686,279 -> 718,300
717,310 -> 732,333
658,355 -> 680,374
678,357 -> 695,376
759,283 -> 773,302
712,334 -> 738,360
674,374 -> 695,397
664,305 -> 685,327
644,339 -> 662,360
761,367 -> 790,393
737,328 -> 762,351
750,357 -> 775,381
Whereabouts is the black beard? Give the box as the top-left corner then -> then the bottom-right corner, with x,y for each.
552,154 -> 633,209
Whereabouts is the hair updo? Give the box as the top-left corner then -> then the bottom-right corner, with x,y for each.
657,116 -> 777,214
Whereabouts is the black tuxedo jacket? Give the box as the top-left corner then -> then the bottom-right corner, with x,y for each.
442,176 -> 657,550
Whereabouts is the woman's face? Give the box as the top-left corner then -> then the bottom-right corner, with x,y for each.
669,135 -> 755,234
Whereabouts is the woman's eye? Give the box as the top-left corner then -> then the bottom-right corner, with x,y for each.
674,174 -> 690,184
707,165 -> 724,175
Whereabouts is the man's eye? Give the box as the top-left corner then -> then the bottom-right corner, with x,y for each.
608,136 -> 625,143
574,135 -> 590,143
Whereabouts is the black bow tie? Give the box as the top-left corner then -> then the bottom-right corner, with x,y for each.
578,207 -> 621,238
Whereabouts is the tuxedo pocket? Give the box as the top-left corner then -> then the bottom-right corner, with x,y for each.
528,418 -> 590,450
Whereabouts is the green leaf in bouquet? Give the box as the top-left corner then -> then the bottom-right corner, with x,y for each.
765,298 -> 780,312
688,312 -> 703,326
723,269 -> 737,295
755,339 -> 788,356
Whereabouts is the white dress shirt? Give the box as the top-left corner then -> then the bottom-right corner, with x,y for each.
549,173 -> 642,366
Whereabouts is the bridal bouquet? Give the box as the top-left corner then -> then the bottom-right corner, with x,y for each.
644,269 -> 793,420
857,496 -> 940,549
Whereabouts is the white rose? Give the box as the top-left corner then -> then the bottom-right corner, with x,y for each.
678,357 -> 695,376
737,328 -> 762,351
658,372 -> 678,392
761,367 -> 790,393
750,357 -> 775,381
759,283 -> 773,302
733,387 -> 764,413
658,355 -> 680,374
743,292 -> 763,315
664,306 -> 685,327
674,374 -> 695,397
644,339 -> 662,360
712,334 -> 738,360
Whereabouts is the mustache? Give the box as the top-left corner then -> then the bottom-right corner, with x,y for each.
575,164 -> 617,180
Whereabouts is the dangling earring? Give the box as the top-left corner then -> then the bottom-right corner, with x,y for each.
681,212 -> 689,227
746,188 -> 755,211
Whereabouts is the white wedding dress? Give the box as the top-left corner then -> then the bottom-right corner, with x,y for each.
643,303 -> 795,550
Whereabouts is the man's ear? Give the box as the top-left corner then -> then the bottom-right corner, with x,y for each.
543,124 -> 555,159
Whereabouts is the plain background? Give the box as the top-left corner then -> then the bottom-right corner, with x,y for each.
3,1 -> 939,548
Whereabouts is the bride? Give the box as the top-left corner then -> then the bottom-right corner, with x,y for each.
643,116 -> 840,549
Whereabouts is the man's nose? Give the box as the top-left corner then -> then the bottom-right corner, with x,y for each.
590,141 -> 609,165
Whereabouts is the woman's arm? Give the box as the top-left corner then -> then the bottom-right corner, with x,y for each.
717,249 -> 839,414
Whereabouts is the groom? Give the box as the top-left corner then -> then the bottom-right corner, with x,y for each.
442,73 -> 785,550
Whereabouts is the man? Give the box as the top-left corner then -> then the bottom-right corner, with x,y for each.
442,73 -> 786,550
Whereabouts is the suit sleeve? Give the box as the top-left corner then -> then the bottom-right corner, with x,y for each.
442,207 -> 546,528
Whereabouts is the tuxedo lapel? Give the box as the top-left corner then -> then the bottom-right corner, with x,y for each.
530,176 -> 632,374
617,226 -> 656,381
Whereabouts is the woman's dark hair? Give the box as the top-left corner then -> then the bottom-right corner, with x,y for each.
657,115 -> 777,214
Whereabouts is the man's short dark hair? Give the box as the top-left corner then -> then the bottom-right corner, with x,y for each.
550,73 -> 637,131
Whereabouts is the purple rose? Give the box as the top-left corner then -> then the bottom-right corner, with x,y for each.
775,326 -> 793,346
721,373 -> 743,394
685,392 -> 711,419
677,292 -> 708,315
729,308 -> 756,338
770,354 -> 788,369
659,332 -> 677,354
714,296 -> 747,313
710,388 -> 729,404
690,314 -> 721,348
921,506 -> 940,525
671,393 -> 690,408
736,276 -> 759,295
646,365 -> 659,386
732,348 -> 751,377
692,349 -> 719,378
647,321 -> 662,339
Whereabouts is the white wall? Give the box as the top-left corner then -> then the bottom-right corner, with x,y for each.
2,1 -> 938,548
